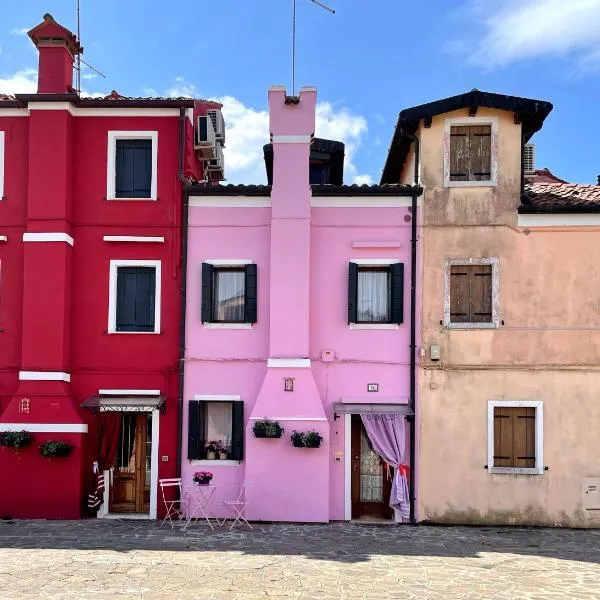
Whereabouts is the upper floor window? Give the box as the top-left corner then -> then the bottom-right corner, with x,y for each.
444,258 -> 499,328
348,261 -> 404,327
444,118 -> 497,188
0,131 -> 5,200
108,260 -> 161,333
201,262 -> 257,325
107,131 -> 158,200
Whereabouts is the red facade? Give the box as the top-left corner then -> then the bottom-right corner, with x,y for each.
0,14 -> 213,519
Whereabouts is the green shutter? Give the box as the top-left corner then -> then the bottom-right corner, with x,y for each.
230,401 -> 244,461
201,263 -> 214,323
244,264 -> 257,324
390,263 -> 404,325
348,262 -> 358,324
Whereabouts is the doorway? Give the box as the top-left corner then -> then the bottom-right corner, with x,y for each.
350,415 -> 392,520
109,413 -> 152,514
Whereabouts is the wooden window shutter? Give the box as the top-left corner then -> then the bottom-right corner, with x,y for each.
115,139 -> 152,198
201,263 -> 214,323
449,266 -> 470,323
468,125 -> 491,181
494,407 -> 536,468
230,401 -> 244,461
390,263 -> 404,324
348,262 -> 358,324
188,400 -> 205,460
449,126 -> 469,181
116,267 -> 155,332
116,267 -> 137,330
244,264 -> 257,324
470,264 -> 492,323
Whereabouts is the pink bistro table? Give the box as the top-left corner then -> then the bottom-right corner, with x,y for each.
183,484 -> 218,530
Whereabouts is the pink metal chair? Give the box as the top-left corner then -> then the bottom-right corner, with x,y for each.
222,481 -> 253,530
159,478 -> 183,527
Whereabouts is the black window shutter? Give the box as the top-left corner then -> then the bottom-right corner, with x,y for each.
188,401 -> 207,460
230,401 -> 244,461
390,263 -> 404,325
201,263 -> 214,323
244,264 -> 257,323
134,267 -> 156,332
115,140 -> 152,198
348,262 -> 358,324
116,267 -> 137,331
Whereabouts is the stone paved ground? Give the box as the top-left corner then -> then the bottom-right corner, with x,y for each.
1,520 -> 600,600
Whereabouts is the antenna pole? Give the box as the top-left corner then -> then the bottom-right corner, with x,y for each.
292,0 -> 296,95
76,0 -> 81,94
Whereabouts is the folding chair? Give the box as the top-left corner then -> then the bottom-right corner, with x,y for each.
159,478 -> 183,527
222,481 -> 253,530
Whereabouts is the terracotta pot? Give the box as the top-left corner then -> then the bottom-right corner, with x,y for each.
206,451 -> 216,460
219,452 -> 228,460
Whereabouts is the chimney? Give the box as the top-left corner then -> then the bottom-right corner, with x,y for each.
27,13 -> 82,94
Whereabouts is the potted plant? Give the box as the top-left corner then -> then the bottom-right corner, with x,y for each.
290,431 -> 305,448
0,430 -> 33,451
39,440 -> 73,458
304,431 -> 323,449
205,441 -> 220,459
252,418 -> 283,439
193,471 -> 213,486
217,442 -> 228,460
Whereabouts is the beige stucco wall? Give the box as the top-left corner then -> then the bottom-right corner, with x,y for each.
403,108 -> 600,527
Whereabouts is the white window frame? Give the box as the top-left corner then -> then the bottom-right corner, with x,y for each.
203,259 -> 253,329
444,257 -> 499,329
0,131 -> 5,200
349,258 -> 401,330
108,259 -> 161,334
107,131 -> 158,201
487,400 -> 544,475
443,116 -> 498,188
189,395 -> 241,466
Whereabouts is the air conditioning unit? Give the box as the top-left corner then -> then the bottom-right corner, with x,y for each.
206,143 -> 224,174
194,115 -> 216,149
523,143 -> 535,174
207,109 -> 225,146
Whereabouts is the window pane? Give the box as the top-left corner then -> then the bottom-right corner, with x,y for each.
205,402 -> 233,453
357,269 -> 390,322
213,269 -> 245,321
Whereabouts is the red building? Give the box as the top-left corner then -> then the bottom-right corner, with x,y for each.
0,14 -> 224,519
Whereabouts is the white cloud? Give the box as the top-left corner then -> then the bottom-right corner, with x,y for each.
10,27 -> 28,36
353,175 -> 374,186
166,77 -> 197,98
467,0 -> 600,69
0,68 -> 36,93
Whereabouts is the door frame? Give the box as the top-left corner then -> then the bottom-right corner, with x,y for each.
98,408 -> 160,519
344,413 -> 398,522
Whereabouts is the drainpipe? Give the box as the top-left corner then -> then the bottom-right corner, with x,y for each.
399,128 -> 419,524
176,106 -> 190,479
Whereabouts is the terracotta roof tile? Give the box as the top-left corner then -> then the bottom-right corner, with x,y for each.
522,182 -> 600,211
0,94 -> 17,101
524,168 -> 568,184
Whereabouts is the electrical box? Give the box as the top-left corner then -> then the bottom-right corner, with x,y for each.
430,345 -> 441,361
583,478 -> 600,509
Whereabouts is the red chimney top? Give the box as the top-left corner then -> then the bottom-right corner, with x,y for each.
27,13 -> 83,94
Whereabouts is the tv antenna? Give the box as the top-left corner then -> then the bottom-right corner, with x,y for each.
75,0 -> 106,94
292,0 -> 335,95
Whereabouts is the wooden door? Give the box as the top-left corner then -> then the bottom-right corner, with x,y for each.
110,413 -> 152,514
351,415 -> 393,520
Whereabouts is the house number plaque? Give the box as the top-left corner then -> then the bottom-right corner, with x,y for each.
367,383 -> 379,392
284,377 -> 295,392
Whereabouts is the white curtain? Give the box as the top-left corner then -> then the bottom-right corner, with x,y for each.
206,402 -> 232,450
358,270 -> 389,322
214,270 -> 245,321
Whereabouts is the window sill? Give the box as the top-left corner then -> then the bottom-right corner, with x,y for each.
106,197 -> 157,202
108,330 -> 161,335
189,459 -> 241,467
446,323 -> 498,330
349,323 -> 399,330
203,323 -> 253,329
445,181 -> 496,188
488,467 -> 544,475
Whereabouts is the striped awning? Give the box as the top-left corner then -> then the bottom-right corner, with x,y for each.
333,402 -> 413,417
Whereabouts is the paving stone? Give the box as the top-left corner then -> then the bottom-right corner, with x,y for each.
1,520 -> 600,598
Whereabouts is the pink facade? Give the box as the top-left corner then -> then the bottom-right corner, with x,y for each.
182,86 -> 419,522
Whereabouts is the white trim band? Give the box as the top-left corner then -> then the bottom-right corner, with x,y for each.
311,197 -> 419,208
23,232 -> 74,246
103,236 -> 165,243
204,259 -> 253,266
350,258 -> 401,265
28,103 -> 181,118
267,358 -> 311,368
194,395 -> 242,401
203,323 -> 253,329
517,213 -> 600,228
272,134 -> 312,144
0,423 -> 88,433
99,389 -> 161,396
19,371 -> 71,382
189,196 -> 271,208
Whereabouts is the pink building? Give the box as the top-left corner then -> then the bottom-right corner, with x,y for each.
182,86 -> 421,522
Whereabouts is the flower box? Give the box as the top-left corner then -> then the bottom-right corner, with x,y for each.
39,441 -> 73,458
0,430 -> 33,450
290,430 -> 323,449
252,419 -> 283,439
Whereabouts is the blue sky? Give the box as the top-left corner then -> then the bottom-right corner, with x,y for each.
1,0 -> 599,185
